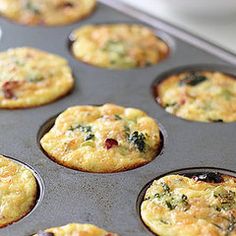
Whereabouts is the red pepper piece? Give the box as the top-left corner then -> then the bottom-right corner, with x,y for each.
180,98 -> 186,105
2,81 -> 20,99
105,138 -> 118,150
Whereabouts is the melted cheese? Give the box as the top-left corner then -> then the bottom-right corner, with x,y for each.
40,104 -> 161,173
141,174 -> 236,236
71,24 -> 168,69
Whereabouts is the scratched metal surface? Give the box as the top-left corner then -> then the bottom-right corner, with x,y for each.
0,1 -> 235,236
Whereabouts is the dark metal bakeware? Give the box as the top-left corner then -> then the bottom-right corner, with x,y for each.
0,0 -> 236,235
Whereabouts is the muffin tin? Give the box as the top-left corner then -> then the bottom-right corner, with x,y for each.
0,0 -> 236,235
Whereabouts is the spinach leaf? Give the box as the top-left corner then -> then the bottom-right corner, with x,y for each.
179,72 -> 208,86
85,133 -> 95,141
128,131 -> 146,152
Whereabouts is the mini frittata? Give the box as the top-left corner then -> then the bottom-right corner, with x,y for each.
156,71 -> 236,122
0,47 -> 74,109
70,24 -> 168,69
34,223 -> 118,236
0,0 -> 96,26
0,155 -> 38,228
141,173 -> 236,236
40,104 -> 161,173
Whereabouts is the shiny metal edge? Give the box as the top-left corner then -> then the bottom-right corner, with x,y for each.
99,0 -> 236,65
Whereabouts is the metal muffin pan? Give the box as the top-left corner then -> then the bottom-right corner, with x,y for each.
0,0 -> 236,235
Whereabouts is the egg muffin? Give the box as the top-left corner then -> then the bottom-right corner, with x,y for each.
0,47 -> 74,109
156,71 -> 236,122
70,24 -> 168,69
34,223 -> 118,236
40,104 -> 161,173
141,173 -> 236,236
0,0 -> 96,26
0,155 -> 38,228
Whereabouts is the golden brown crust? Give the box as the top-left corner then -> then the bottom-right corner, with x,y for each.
0,86 -> 73,110
0,47 -> 74,109
40,104 -> 161,173
70,24 -> 169,69
0,155 -> 37,228
0,0 -> 96,26
45,151 -> 150,173
156,71 -> 236,122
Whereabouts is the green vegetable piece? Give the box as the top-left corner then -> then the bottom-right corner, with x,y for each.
211,223 -> 223,230
222,89 -> 233,101
27,74 -> 44,83
69,124 -> 94,143
164,102 -> 177,109
181,194 -> 190,211
160,219 -> 169,224
25,1 -> 41,14
14,59 -> 24,66
114,114 -> 122,120
102,40 -> 136,68
212,214 -> 236,235
69,124 -> 92,133
79,125 -> 92,133
102,40 -> 126,55
128,131 -> 146,152
226,214 -> 236,235
154,193 -> 161,198
165,201 -> 175,210
85,133 -> 95,141
144,196 -> 151,201
179,72 -> 208,86
213,188 -> 236,211
161,182 -> 170,193
124,125 -> 130,137
81,140 -> 94,147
